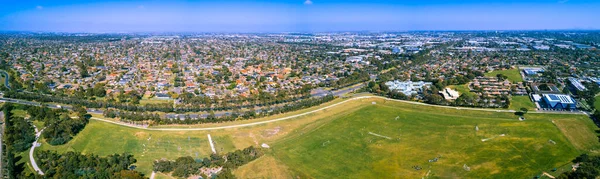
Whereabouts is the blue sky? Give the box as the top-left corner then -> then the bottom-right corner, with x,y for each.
0,0 -> 599,32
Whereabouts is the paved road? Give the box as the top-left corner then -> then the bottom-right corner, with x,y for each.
29,126 -> 44,175
0,82 -> 363,120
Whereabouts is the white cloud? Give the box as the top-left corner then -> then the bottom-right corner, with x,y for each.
304,0 -> 313,5
36,6 -> 43,10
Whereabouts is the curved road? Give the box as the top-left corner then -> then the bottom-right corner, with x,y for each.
88,95 -> 587,131
29,126 -> 44,175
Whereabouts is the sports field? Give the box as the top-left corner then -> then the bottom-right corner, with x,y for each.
485,68 -> 523,83
36,97 -> 600,178
271,102 -> 599,178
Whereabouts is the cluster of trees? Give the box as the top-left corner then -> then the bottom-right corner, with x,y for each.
36,151 -> 144,178
105,95 -> 336,126
25,105 -> 90,145
72,83 -> 107,99
559,154 -> 600,178
368,68 -> 510,108
327,71 -> 370,89
2,103 -> 37,178
153,146 -> 263,178
176,91 -> 311,109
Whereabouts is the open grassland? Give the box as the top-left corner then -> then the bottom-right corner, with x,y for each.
37,97 -> 370,175
233,155 -> 295,179
36,96 -> 600,178
271,100 -> 599,178
38,120 -> 220,175
485,68 -> 523,83
509,95 -> 536,111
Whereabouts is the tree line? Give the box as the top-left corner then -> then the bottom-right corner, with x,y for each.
2,103 -> 36,178
153,146 -> 263,178
104,95 -> 336,126
559,154 -> 600,179
24,105 -> 90,145
3,90 -> 319,114
36,151 -> 145,178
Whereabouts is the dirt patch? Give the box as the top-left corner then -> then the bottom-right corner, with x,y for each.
262,126 -> 282,138
134,132 -> 147,138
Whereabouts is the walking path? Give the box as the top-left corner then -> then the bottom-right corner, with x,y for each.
207,134 -> 216,154
88,95 -> 586,131
29,126 -> 44,175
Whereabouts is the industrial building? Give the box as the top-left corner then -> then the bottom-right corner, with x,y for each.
522,68 -> 544,76
568,77 -> 586,91
541,94 -> 577,110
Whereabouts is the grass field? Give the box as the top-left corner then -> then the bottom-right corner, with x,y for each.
139,98 -> 173,105
485,68 -> 523,83
509,96 -> 536,111
36,96 -> 600,178
595,95 -> 600,110
270,101 -> 599,178
0,76 -> 6,88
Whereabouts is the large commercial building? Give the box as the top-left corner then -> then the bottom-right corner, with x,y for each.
568,77 -> 586,91
523,68 -> 544,76
542,94 -> 576,110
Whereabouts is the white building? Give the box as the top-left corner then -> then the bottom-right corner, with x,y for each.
385,80 -> 432,95
440,88 -> 460,100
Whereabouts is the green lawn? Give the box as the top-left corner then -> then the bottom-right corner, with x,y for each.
509,96 -> 536,111
34,96 -> 600,178
139,98 -> 173,105
447,84 -> 476,98
37,120 -> 236,175
594,95 -> 600,110
11,109 -> 28,118
485,68 -> 523,83
0,76 -> 6,88
271,102 -> 599,178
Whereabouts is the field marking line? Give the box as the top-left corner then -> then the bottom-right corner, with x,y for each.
208,134 -> 216,154
368,132 -> 392,139
83,95 -> 585,131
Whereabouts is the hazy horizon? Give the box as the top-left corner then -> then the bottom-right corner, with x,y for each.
1,0 -> 599,33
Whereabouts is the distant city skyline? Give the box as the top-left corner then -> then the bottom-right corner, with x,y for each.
1,0 -> 599,32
